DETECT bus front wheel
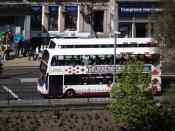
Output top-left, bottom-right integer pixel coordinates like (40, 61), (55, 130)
(65, 89), (76, 98)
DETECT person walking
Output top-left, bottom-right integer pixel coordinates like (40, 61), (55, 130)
(28, 45), (35, 61)
(1, 37), (10, 60)
(14, 33), (23, 58)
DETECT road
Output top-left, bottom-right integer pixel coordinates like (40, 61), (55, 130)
(0, 66), (45, 101)
(0, 65), (111, 105)
(0, 61), (175, 104)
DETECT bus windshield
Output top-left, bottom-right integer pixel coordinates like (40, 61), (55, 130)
(40, 61), (47, 75)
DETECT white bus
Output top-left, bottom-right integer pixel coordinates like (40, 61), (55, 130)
(37, 44), (161, 97)
(48, 37), (158, 49)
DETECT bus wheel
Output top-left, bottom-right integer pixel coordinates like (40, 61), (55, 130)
(65, 89), (75, 98)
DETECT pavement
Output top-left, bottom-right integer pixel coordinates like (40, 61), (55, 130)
(2, 56), (40, 67)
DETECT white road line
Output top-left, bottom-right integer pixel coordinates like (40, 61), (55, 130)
(20, 78), (38, 83)
(2, 86), (21, 101)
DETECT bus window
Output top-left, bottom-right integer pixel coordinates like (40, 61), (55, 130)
(65, 75), (80, 85)
(116, 44), (123, 47)
(82, 55), (90, 65)
(40, 61), (47, 75)
(48, 40), (56, 48)
(138, 44), (147, 47)
(152, 54), (160, 65)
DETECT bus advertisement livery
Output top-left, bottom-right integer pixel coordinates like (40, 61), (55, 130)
(37, 38), (161, 98)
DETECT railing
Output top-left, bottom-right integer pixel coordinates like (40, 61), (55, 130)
(0, 88), (112, 107)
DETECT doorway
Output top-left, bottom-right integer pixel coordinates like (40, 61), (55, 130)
(135, 23), (147, 38)
(92, 11), (104, 32)
(49, 75), (63, 97)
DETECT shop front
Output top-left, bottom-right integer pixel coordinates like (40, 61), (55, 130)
(117, 2), (162, 38)
(0, 3), (30, 41)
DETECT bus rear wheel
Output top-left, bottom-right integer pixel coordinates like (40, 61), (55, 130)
(65, 89), (75, 98)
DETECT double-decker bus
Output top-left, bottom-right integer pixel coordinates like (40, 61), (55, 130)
(37, 39), (161, 97)
(48, 37), (158, 49)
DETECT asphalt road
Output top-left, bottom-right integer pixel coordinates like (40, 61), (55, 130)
(0, 63), (175, 104)
(0, 66), (45, 101)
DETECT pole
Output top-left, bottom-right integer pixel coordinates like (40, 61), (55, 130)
(113, 33), (117, 84)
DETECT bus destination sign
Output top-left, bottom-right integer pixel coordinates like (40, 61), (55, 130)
(87, 65), (122, 74)
(87, 65), (151, 74)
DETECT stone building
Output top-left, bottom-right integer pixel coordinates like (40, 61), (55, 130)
(0, 0), (110, 45)
(0, 0), (162, 45)
(109, 0), (162, 38)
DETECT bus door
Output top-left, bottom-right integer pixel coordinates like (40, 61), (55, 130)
(49, 75), (63, 97)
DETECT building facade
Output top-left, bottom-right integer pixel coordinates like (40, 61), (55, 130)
(0, 0), (30, 40)
(0, 0), (162, 45)
(110, 0), (161, 38)
(0, 0), (110, 45)
(28, 0), (110, 42)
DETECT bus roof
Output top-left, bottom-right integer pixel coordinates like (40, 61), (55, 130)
(45, 47), (159, 56)
(50, 38), (157, 45)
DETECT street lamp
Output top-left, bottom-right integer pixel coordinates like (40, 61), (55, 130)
(113, 31), (121, 84)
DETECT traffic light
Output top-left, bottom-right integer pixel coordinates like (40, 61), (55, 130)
(0, 62), (3, 75)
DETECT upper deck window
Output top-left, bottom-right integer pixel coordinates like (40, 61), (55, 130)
(49, 40), (56, 48)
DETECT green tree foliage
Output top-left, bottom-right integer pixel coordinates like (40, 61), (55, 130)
(152, 0), (175, 48)
(108, 60), (169, 130)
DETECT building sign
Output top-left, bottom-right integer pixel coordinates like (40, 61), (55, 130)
(30, 32), (90, 38)
(118, 3), (162, 17)
(0, 4), (30, 9)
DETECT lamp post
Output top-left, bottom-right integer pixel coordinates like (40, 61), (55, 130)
(113, 31), (121, 84)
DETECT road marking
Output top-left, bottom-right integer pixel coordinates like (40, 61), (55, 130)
(2, 86), (21, 101)
(20, 78), (38, 83)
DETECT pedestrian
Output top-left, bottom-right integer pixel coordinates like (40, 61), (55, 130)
(14, 33), (23, 58)
(21, 37), (29, 57)
(28, 45), (35, 61)
(0, 48), (3, 61)
(34, 46), (39, 60)
(2, 37), (10, 60)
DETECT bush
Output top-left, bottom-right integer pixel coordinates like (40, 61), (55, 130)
(108, 60), (170, 130)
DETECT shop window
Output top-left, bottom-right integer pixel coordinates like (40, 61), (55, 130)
(31, 6), (42, 31)
(119, 23), (132, 38)
(92, 11), (104, 32)
(65, 6), (78, 31)
(48, 6), (59, 31)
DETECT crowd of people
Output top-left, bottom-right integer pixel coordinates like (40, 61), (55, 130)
(0, 32), (41, 61)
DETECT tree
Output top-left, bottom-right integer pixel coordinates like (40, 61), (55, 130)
(152, 0), (175, 48)
(108, 60), (168, 130)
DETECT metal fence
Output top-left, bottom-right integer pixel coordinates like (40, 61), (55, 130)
(0, 87), (112, 107)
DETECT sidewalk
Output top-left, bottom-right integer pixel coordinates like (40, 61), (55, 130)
(2, 57), (40, 67)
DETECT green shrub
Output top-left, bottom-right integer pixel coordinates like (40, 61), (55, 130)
(108, 60), (169, 130)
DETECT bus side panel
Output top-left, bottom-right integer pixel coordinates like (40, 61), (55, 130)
(49, 75), (63, 97)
